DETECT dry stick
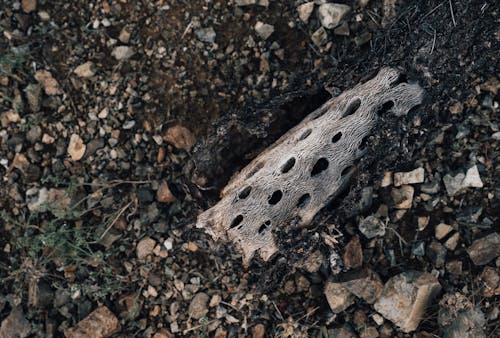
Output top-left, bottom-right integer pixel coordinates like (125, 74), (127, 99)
(448, 0), (456, 27)
(99, 200), (134, 240)
(430, 29), (437, 54)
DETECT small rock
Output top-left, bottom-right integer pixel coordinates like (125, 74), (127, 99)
(252, 323), (265, 338)
(360, 326), (379, 338)
(318, 3), (351, 29)
(340, 269), (383, 304)
(324, 280), (355, 313)
(112, 46), (135, 60)
(311, 27), (328, 47)
(328, 327), (356, 338)
(380, 171), (392, 187)
(391, 185), (414, 209)
(152, 329), (173, 338)
(163, 125), (196, 151)
(443, 165), (483, 197)
(157, 181), (176, 203)
(119, 28), (131, 43)
(195, 27), (216, 43)
(35, 70), (60, 95)
(438, 293), (486, 338)
(359, 215), (386, 239)
(254, 21), (274, 40)
(0, 307), (31, 338)
(24, 83), (41, 112)
(444, 232), (459, 251)
(466, 233), (500, 265)
(21, 0), (37, 13)
(67, 134), (86, 161)
(427, 241), (447, 268)
(374, 271), (441, 333)
(435, 223), (453, 240)
(333, 21), (350, 36)
(64, 306), (119, 338)
(420, 181), (440, 194)
(297, 2), (315, 23)
(209, 294), (221, 307)
(479, 266), (500, 297)
(343, 236), (363, 268)
(26, 126), (42, 143)
(74, 61), (96, 78)
(393, 167), (424, 187)
(136, 237), (156, 259)
(372, 313), (384, 326)
(189, 292), (209, 320)
(462, 165), (483, 188)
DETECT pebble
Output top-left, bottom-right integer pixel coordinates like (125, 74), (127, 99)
(479, 266), (500, 297)
(26, 126), (42, 143)
(443, 232), (459, 251)
(393, 167), (424, 187)
(67, 134), (86, 161)
(195, 27), (216, 43)
(297, 2), (315, 23)
(119, 28), (131, 43)
(35, 70), (60, 95)
(188, 292), (209, 320)
(74, 61), (96, 78)
(374, 271), (441, 333)
(156, 181), (176, 203)
(391, 185), (414, 209)
(311, 27), (328, 47)
(21, 0), (37, 13)
(136, 237), (156, 259)
(359, 215), (385, 239)
(111, 46), (135, 60)
(343, 236), (363, 268)
(443, 165), (483, 196)
(64, 306), (119, 338)
(324, 280), (354, 313)
(427, 241), (447, 268)
(380, 171), (392, 187)
(163, 125), (196, 151)
(254, 22), (274, 40)
(420, 181), (439, 194)
(466, 232), (500, 265)
(435, 223), (453, 240)
(340, 269), (383, 304)
(252, 324), (265, 338)
(318, 3), (351, 29)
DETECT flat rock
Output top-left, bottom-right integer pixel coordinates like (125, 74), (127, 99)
(74, 61), (96, 78)
(435, 223), (453, 240)
(111, 46), (135, 60)
(0, 307), (31, 338)
(136, 237), (156, 259)
(254, 21), (274, 40)
(359, 215), (385, 239)
(343, 236), (363, 268)
(374, 271), (441, 333)
(195, 27), (216, 43)
(393, 167), (424, 187)
(189, 292), (209, 320)
(466, 232), (500, 265)
(340, 268), (383, 304)
(324, 280), (355, 313)
(67, 134), (86, 161)
(443, 165), (483, 196)
(34, 70), (60, 95)
(297, 2), (315, 23)
(318, 3), (351, 29)
(64, 306), (119, 338)
(157, 181), (176, 203)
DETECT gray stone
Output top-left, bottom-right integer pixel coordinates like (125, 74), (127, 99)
(254, 21), (274, 40)
(324, 279), (354, 313)
(443, 165), (483, 196)
(466, 233), (500, 265)
(297, 2), (315, 23)
(393, 167), (425, 187)
(374, 271), (441, 333)
(318, 3), (351, 29)
(311, 27), (328, 47)
(359, 215), (385, 239)
(111, 46), (135, 60)
(195, 27), (216, 43)
(189, 292), (209, 320)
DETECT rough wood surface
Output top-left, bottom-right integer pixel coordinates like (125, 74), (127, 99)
(196, 68), (424, 264)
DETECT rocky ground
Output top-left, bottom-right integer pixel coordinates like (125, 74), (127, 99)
(0, 0), (499, 337)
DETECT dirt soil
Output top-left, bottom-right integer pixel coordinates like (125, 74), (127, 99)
(0, 0), (499, 337)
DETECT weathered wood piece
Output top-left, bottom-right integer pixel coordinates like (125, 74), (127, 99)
(196, 68), (424, 264)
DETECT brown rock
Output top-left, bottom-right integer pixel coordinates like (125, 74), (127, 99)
(67, 134), (86, 161)
(467, 233), (500, 265)
(136, 237), (156, 259)
(374, 271), (441, 333)
(156, 181), (176, 203)
(479, 266), (500, 297)
(188, 292), (209, 320)
(340, 269), (383, 304)
(343, 236), (363, 268)
(391, 185), (414, 209)
(0, 307), (31, 338)
(163, 125), (196, 151)
(64, 306), (119, 338)
(74, 61), (96, 78)
(324, 279), (355, 313)
(21, 0), (37, 13)
(360, 326), (379, 338)
(34, 70), (60, 95)
(435, 223), (453, 240)
(252, 323), (265, 338)
(152, 329), (173, 338)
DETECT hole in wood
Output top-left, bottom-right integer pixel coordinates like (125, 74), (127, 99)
(230, 215), (243, 228)
(298, 129), (312, 141)
(258, 220), (271, 234)
(311, 158), (329, 177)
(268, 190), (283, 205)
(358, 136), (368, 150)
(238, 186), (252, 199)
(297, 193), (311, 208)
(281, 157), (296, 173)
(332, 131), (342, 143)
(377, 101), (394, 116)
(342, 98), (361, 117)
